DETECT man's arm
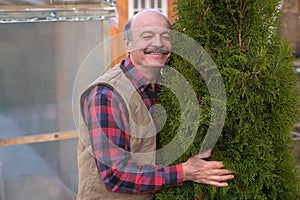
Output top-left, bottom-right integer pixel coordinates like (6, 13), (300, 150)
(83, 84), (183, 194)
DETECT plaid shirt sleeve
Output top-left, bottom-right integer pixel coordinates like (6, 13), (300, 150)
(83, 84), (183, 194)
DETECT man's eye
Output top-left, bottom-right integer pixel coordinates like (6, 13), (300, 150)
(142, 35), (153, 39)
(162, 36), (170, 41)
(161, 34), (170, 41)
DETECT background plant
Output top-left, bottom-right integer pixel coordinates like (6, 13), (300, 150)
(154, 0), (300, 199)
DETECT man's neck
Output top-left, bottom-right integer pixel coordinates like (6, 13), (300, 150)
(135, 65), (162, 83)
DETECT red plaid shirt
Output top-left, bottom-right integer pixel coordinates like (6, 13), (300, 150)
(82, 56), (183, 194)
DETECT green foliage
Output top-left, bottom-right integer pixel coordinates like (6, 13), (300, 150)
(154, 0), (300, 199)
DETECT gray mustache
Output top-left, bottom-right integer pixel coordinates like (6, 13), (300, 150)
(144, 48), (170, 55)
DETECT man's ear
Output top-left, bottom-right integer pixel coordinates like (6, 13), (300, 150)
(124, 40), (131, 53)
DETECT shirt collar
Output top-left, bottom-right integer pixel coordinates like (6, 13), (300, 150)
(121, 56), (161, 91)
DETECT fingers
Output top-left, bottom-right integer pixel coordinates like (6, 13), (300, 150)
(193, 171), (234, 187)
(209, 174), (234, 183)
(195, 168), (232, 176)
(202, 160), (225, 169)
(200, 179), (230, 187)
(194, 168), (234, 180)
(201, 173), (234, 187)
(198, 150), (212, 159)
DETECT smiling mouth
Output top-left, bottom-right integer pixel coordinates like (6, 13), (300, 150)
(144, 48), (169, 55)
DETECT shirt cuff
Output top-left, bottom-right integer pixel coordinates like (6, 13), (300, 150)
(164, 164), (183, 187)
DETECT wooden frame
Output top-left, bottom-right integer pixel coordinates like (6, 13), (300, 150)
(0, 131), (78, 146)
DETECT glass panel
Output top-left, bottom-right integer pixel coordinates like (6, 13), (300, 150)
(141, 0), (145, 8)
(0, 163), (4, 200)
(0, 140), (78, 199)
(296, 41), (300, 58)
(151, 0), (155, 8)
(0, 20), (108, 137)
(158, 0), (161, 8)
(0, 2), (113, 198)
(134, 0), (138, 8)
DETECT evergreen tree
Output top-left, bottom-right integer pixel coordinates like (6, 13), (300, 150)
(154, 0), (300, 199)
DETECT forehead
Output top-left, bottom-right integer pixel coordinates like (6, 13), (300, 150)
(131, 27), (171, 37)
(131, 12), (171, 30)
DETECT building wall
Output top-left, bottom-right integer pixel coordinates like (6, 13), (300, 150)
(282, 0), (300, 58)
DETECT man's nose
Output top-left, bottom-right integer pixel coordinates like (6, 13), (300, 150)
(152, 35), (163, 47)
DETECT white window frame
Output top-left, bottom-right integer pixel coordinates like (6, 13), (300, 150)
(128, 0), (168, 19)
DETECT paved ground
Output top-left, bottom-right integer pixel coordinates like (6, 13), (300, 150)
(292, 119), (300, 170)
(292, 138), (300, 170)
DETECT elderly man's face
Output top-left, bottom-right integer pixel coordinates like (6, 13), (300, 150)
(125, 12), (172, 68)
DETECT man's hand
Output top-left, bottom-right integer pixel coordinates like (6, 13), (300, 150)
(182, 151), (234, 187)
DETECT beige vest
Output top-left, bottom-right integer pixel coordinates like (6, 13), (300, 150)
(77, 64), (157, 200)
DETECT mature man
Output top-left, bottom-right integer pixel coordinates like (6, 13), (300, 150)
(77, 9), (234, 200)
